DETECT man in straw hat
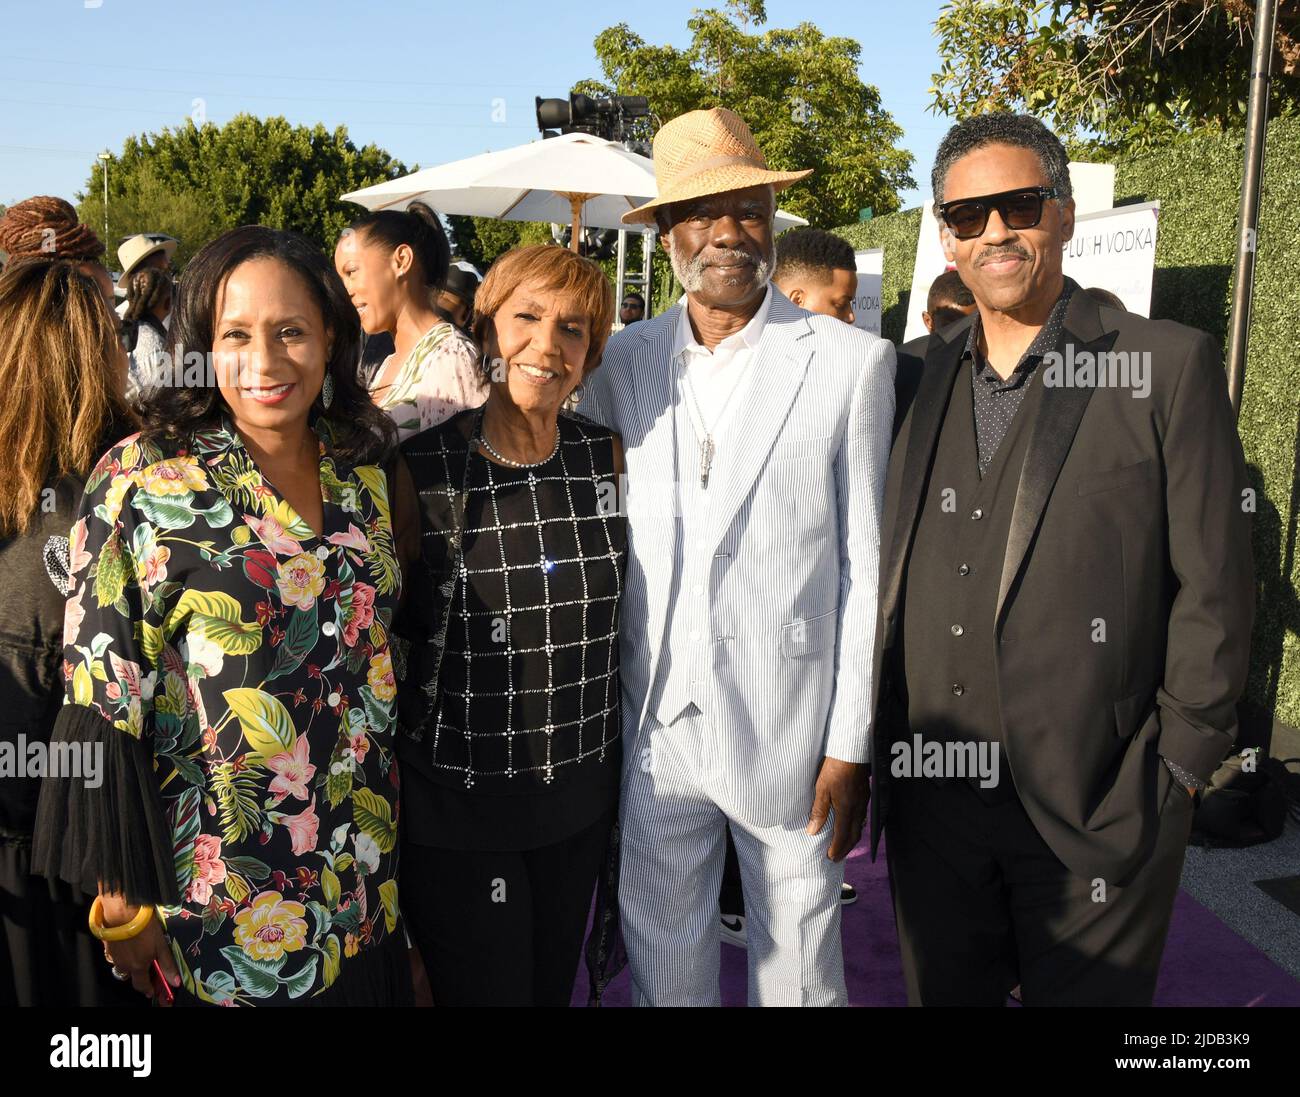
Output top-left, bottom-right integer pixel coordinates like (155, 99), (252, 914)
(580, 107), (895, 1005)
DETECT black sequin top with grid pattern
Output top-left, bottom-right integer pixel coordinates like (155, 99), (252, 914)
(396, 410), (625, 842)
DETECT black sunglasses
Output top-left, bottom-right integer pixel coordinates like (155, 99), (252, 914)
(938, 186), (1059, 240)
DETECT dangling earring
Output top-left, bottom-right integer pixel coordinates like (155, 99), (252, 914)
(321, 372), (335, 410)
(564, 383), (586, 413)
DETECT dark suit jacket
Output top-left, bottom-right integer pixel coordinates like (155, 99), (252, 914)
(892, 333), (928, 442)
(871, 291), (1255, 882)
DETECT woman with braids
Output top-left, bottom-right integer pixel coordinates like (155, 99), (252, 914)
(334, 201), (486, 441)
(34, 226), (422, 1006)
(0, 257), (138, 1006)
(122, 266), (174, 399)
(0, 195), (120, 316)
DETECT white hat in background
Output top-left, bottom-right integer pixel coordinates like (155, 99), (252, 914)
(115, 233), (179, 296)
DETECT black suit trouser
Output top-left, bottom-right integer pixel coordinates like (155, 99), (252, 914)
(885, 771), (1194, 1006)
(402, 810), (613, 1007)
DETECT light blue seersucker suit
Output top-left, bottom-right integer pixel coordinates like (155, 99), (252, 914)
(580, 285), (895, 1006)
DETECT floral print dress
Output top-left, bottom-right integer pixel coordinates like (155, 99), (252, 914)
(369, 321), (487, 441)
(58, 418), (404, 1005)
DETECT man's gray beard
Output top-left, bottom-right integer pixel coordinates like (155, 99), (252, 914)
(666, 238), (773, 295)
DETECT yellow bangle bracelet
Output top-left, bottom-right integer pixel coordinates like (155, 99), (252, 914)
(89, 896), (154, 941)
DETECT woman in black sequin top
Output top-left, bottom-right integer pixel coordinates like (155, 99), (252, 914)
(397, 245), (625, 1006)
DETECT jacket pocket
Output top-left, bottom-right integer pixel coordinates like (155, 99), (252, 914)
(770, 434), (834, 463)
(1076, 458), (1155, 496)
(780, 608), (837, 659)
(1113, 688), (1156, 739)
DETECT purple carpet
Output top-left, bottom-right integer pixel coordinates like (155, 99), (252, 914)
(576, 838), (1300, 1007)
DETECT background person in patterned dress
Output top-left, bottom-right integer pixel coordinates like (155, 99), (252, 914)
(334, 202), (486, 441)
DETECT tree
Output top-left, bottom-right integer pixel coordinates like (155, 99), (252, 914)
(76, 114), (411, 267)
(446, 215), (553, 271)
(79, 166), (226, 269)
(931, 0), (1300, 153)
(577, 0), (915, 229)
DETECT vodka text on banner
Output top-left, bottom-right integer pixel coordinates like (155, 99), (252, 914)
(852, 248), (883, 336)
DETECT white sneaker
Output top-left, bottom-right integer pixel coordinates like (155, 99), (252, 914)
(719, 913), (748, 948)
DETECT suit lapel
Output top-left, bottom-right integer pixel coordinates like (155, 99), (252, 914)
(627, 311), (680, 720)
(629, 312), (677, 454)
(994, 293), (1119, 626)
(703, 298), (812, 550)
(879, 323), (968, 626)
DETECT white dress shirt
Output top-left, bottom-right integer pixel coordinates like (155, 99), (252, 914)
(672, 283), (773, 455)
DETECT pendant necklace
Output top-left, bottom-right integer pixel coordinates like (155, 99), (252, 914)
(677, 353), (741, 489)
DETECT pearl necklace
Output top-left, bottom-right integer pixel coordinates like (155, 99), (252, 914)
(477, 422), (560, 468)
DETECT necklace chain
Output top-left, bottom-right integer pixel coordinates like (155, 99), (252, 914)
(477, 419), (560, 468)
(678, 351), (740, 489)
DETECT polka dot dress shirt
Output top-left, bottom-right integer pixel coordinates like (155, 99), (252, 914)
(963, 279), (1076, 477)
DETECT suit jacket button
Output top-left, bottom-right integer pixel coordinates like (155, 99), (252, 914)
(951, 683), (965, 696)
(971, 508), (983, 521)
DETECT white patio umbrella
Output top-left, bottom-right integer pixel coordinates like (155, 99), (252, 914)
(340, 132), (808, 251)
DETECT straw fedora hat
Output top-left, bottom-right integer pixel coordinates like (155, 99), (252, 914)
(116, 233), (178, 289)
(622, 107), (812, 227)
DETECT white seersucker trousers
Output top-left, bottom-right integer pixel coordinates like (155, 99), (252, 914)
(618, 706), (847, 1006)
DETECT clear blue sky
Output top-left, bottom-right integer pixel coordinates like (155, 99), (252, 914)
(0, 0), (953, 216)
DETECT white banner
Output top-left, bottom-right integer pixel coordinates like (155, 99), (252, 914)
(1061, 201), (1160, 315)
(852, 248), (883, 336)
(902, 201), (955, 343)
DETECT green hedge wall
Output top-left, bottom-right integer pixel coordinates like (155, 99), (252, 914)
(835, 207), (921, 345)
(835, 116), (1300, 738)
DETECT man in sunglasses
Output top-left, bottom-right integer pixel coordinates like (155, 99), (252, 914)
(619, 290), (645, 326)
(872, 113), (1253, 1006)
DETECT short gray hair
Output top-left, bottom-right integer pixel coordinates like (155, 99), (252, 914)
(931, 113), (1072, 205)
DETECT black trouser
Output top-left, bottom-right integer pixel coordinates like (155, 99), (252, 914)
(401, 810), (613, 1006)
(886, 772), (1194, 1006)
(719, 825), (745, 918)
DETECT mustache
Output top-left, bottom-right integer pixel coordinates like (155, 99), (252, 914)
(665, 238), (773, 294)
(700, 248), (757, 267)
(977, 245), (1031, 266)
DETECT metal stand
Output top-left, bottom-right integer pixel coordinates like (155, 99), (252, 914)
(1226, 0), (1278, 420)
(614, 229), (656, 319)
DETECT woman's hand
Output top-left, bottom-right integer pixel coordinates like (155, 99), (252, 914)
(409, 945), (434, 1007)
(97, 892), (181, 1004)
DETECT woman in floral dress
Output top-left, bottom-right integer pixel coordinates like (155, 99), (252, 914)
(334, 202), (486, 441)
(35, 226), (419, 1006)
